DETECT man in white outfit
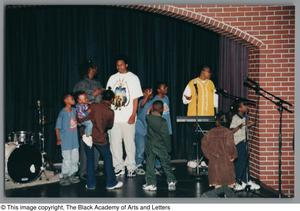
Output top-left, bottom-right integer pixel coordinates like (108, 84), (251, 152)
(106, 57), (143, 177)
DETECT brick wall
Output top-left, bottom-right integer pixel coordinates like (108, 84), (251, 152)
(183, 4), (295, 197)
(125, 4), (295, 196)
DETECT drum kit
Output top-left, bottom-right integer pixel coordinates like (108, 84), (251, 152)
(5, 100), (54, 184)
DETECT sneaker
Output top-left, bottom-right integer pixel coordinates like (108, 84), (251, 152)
(234, 182), (246, 191)
(127, 170), (137, 177)
(168, 181), (177, 191)
(143, 184), (157, 191)
(59, 176), (71, 186)
(82, 134), (93, 148)
(115, 169), (125, 177)
(136, 166), (146, 176)
(199, 161), (208, 167)
(69, 174), (80, 184)
(85, 184), (96, 191)
(187, 160), (198, 168)
(247, 180), (260, 190)
(106, 181), (123, 190)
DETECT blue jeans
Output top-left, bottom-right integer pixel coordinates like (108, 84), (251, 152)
(84, 142), (117, 189)
(135, 133), (146, 167)
(135, 133), (161, 168)
(82, 120), (93, 136)
(234, 141), (248, 183)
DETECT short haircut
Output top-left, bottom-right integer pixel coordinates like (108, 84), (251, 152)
(200, 65), (211, 73)
(85, 60), (97, 73)
(232, 100), (245, 113)
(74, 91), (86, 101)
(142, 86), (151, 92)
(115, 56), (128, 65)
(62, 93), (72, 101)
(152, 100), (164, 112)
(102, 89), (115, 101)
(156, 81), (167, 90)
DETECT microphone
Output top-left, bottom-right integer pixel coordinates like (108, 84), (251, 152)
(193, 80), (198, 94)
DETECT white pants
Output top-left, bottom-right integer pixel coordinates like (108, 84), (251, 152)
(109, 122), (136, 171)
(61, 148), (79, 176)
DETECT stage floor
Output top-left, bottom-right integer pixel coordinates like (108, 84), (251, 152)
(5, 162), (277, 198)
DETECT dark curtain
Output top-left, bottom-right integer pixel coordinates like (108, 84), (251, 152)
(218, 36), (248, 112)
(5, 6), (220, 161)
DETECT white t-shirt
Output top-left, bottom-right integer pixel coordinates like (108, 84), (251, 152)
(106, 71), (143, 123)
(230, 114), (246, 145)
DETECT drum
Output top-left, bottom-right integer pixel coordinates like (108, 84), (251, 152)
(15, 131), (34, 145)
(5, 142), (43, 183)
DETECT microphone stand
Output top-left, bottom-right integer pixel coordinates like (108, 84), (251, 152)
(244, 81), (293, 198)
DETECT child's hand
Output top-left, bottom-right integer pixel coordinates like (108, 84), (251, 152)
(56, 139), (61, 146)
(128, 114), (136, 124)
(247, 121), (255, 127)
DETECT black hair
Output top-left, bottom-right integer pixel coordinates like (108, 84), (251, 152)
(142, 86), (151, 92)
(231, 100), (245, 113)
(200, 65), (211, 73)
(62, 93), (72, 101)
(102, 88), (115, 101)
(152, 100), (164, 112)
(115, 56), (128, 65)
(85, 59), (97, 73)
(156, 81), (167, 90)
(74, 91), (86, 101)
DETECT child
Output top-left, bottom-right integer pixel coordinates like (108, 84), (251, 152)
(55, 94), (80, 186)
(201, 112), (237, 190)
(135, 87), (153, 175)
(143, 100), (176, 191)
(153, 82), (172, 135)
(152, 82), (172, 173)
(75, 91), (93, 148)
(230, 100), (260, 191)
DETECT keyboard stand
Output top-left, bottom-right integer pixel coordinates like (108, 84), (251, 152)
(192, 119), (208, 180)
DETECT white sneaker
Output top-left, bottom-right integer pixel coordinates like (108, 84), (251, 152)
(106, 181), (123, 190)
(82, 134), (93, 148)
(187, 160), (198, 168)
(234, 182), (247, 191)
(199, 161), (208, 167)
(247, 180), (260, 190)
(143, 184), (157, 191)
(127, 170), (137, 178)
(168, 181), (177, 191)
(115, 169), (125, 177)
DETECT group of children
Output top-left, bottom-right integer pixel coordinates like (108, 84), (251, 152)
(55, 81), (177, 191)
(55, 62), (260, 194)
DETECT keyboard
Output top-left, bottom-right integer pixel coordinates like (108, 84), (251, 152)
(176, 116), (216, 123)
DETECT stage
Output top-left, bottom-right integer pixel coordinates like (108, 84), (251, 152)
(5, 162), (277, 198)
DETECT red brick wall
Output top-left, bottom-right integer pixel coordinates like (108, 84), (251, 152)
(181, 4), (295, 197)
(125, 4), (295, 196)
